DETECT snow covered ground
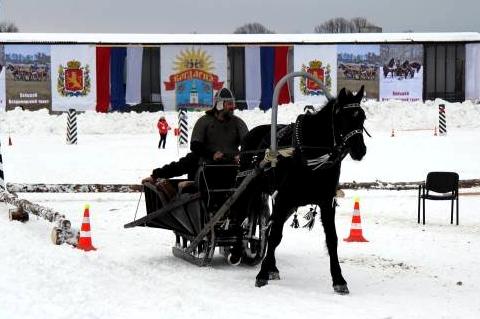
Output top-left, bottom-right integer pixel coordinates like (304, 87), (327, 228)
(1, 99), (480, 318)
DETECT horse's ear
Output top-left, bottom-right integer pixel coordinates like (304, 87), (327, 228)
(355, 85), (365, 101)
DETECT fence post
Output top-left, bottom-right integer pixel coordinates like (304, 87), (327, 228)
(178, 108), (188, 148)
(438, 104), (447, 136)
(66, 109), (78, 144)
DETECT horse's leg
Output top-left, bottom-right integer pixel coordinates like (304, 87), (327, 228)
(255, 201), (292, 287)
(320, 199), (349, 295)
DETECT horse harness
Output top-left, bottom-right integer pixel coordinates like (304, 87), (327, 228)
(294, 102), (364, 171)
(239, 102), (366, 172)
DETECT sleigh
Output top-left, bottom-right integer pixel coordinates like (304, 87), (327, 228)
(124, 161), (270, 266)
(124, 71), (338, 270)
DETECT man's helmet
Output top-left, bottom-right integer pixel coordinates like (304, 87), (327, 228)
(214, 87), (235, 111)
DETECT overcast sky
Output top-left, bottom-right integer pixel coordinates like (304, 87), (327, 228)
(2, 0), (480, 34)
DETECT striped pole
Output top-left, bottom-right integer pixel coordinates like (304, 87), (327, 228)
(178, 108), (188, 148)
(438, 104), (447, 136)
(66, 109), (78, 144)
(0, 138), (5, 190)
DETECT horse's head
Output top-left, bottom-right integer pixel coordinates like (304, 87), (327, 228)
(334, 86), (367, 161)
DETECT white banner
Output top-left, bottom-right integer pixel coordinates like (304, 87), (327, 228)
(466, 43), (480, 101)
(0, 45), (5, 111)
(125, 47), (143, 105)
(160, 45), (227, 111)
(293, 45), (337, 104)
(51, 45), (96, 111)
(379, 44), (423, 102)
(245, 46), (261, 110)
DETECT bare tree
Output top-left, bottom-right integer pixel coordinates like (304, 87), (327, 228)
(0, 22), (19, 32)
(314, 17), (380, 33)
(234, 22), (275, 34)
(314, 17), (353, 33)
(350, 17), (382, 33)
(351, 17), (370, 32)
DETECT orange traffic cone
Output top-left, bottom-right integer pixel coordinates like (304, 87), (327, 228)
(344, 197), (368, 242)
(77, 204), (96, 251)
(8, 135), (12, 146)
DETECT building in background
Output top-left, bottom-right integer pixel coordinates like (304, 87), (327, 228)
(0, 32), (478, 113)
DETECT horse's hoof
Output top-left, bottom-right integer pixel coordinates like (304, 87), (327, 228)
(333, 284), (350, 295)
(268, 272), (280, 280)
(255, 279), (268, 287)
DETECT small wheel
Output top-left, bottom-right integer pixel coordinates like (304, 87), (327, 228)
(227, 252), (241, 266)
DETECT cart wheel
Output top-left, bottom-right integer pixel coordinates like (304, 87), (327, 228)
(221, 246), (242, 266)
(227, 252), (242, 266)
(241, 193), (270, 266)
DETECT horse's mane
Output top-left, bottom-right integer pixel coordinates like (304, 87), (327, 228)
(298, 98), (336, 148)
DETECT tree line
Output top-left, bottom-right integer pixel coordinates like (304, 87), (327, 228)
(234, 18), (381, 34)
(0, 22), (19, 32)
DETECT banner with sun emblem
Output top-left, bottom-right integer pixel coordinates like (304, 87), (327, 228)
(51, 45), (96, 111)
(161, 45), (227, 111)
(293, 45), (337, 104)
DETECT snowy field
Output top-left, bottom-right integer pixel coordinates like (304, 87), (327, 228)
(1, 99), (480, 318)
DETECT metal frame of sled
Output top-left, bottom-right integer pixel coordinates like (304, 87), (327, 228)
(125, 163), (270, 266)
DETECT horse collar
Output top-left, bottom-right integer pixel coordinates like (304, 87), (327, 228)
(294, 114), (305, 148)
(294, 114), (337, 171)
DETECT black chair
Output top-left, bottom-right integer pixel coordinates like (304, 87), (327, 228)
(418, 172), (459, 225)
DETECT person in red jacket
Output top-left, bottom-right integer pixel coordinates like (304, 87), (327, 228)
(157, 116), (171, 149)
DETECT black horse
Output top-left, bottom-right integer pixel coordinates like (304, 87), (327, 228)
(237, 86), (367, 294)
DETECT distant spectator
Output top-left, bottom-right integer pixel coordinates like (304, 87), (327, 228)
(157, 116), (171, 149)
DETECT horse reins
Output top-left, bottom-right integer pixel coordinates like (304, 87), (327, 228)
(236, 101), (370, 166)
(300, 101), (367, 170)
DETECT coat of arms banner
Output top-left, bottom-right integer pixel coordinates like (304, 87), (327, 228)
(293, 45), (337, 104)
(51, 45), (96, 111)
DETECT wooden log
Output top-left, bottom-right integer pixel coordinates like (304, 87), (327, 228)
(338, 179), (480, 191)
(6, 179), (480, 193)
(0, 191), (79, 246)
(6, 183), (142, 193)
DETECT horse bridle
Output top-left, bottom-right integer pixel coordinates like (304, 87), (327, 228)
(334, 102), (370, 147)
(301, 102), (368, 171)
